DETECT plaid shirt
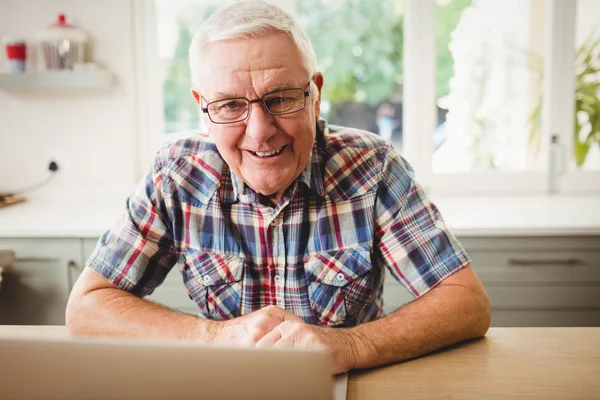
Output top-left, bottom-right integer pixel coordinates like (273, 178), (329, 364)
(88, 120), (470, 327)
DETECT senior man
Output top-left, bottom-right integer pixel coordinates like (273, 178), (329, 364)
(67, 0), (490, 374)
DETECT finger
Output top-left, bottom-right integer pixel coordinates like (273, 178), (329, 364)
(254, 327), (283, 348)
(272, 336), (295, 350)
(240, 335), (258, 348)
(277, 308), (304, 323)
(263, 305), (304, 323)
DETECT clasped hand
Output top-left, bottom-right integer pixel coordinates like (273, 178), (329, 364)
(206, 305), (355, 374)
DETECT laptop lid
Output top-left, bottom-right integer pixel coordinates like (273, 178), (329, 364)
(0, 336), (334, 400)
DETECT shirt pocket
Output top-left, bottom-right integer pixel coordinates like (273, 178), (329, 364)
(304, 245), (373, 327)
(183, 249), (244, 320)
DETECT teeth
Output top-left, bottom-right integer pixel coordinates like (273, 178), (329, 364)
(253, 147), (284, 157)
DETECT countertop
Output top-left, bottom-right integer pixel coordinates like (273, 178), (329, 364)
(1, 184), (599, 238)
(0, 326), (598, 399)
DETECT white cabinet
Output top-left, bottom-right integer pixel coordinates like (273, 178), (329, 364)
(0, 238), (81, 325)
(2, 235), (599, 327)
(0, 237), (197, 325)
(382, 236), (600, 327)
(465, 236), (600, 327)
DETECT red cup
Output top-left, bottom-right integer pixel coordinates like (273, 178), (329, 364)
(3, 38), (26, 73)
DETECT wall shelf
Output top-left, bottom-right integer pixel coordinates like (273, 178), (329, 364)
(0, 69), (113, 91)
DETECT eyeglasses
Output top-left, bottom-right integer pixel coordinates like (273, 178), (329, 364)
(200, 83), (311, 124)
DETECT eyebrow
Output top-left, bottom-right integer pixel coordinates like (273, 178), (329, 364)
(265, 82), (294, 93)
(213, 91), (241, 100)
(212, 82), (296, 100)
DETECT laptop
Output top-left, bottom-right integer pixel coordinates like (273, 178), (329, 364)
(0, 335), (337, 400)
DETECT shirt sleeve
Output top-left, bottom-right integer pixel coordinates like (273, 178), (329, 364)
(86, 156), (179, 297)
(374, 148), (470, 297)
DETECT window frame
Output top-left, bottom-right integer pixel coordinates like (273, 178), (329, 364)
(546, 0), (600, 194)
(407, 0), (600, 195)
(134, 0), (166, 174)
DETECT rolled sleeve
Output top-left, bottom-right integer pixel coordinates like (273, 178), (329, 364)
(375, 150), (470, 297)
(86, 157), (179, 297)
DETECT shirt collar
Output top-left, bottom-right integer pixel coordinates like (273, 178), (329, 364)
(230, 170), (246, 203)
(308, 119), (327, 197)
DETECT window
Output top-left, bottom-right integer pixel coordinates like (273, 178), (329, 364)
(433, 0), (543, 173)
(136, 0), (600, 195)
(572, 0), (600, 172)
(295, 0), (404, 152)
(153, 0), (406, 151)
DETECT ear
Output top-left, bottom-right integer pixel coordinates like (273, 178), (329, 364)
(191, 87), (201, 105)
(191, 87), (212, 130)
(311, 72), (324, 120)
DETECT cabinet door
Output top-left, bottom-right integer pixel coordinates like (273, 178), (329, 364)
(461, 236), (600, 327)
(491, 310), (600, 327)
(69, 237), (100, 289)
(0, 238), (81, 325)
(81, 238), (197, 315)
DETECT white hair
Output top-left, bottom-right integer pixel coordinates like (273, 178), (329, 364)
(188, 0), (318, 88)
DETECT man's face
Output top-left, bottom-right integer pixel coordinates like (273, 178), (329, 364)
(192, 33), (323, 202)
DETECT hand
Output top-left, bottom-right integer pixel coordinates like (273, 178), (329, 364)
(255, 320), (357, 374)
(207, 305), (304, 346)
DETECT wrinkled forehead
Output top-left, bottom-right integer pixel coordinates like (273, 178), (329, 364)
(193, 33), (309, 98)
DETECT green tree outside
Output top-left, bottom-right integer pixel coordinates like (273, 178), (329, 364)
(161, 0), (471, 134)
(163, 22), (195, 133)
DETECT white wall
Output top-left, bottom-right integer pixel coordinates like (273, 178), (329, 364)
(0, 0), (139, 192)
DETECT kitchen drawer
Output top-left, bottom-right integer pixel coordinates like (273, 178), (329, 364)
(0, 238), (81, 261)
(459, 236), (600, 251)
(67, 260), (84, 289)
(491, 309), (600, 327)
(487, 285), (600, 309)
(470, 250), (600, 284)
(82, 237), (100, 263)
(0, 238), (80, 325)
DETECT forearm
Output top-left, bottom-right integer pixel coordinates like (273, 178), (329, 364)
(346, 283), (490, 369)
(66, 286), (215, 341)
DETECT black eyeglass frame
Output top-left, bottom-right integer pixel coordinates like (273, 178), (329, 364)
(200, 82), (312, 124)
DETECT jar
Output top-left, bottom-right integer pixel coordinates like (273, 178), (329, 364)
(37, 14), (87, 70)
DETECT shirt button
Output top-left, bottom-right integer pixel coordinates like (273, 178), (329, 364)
(336, 273), (346, 282)
(272, 218), (282, 226)
(274, 274), (282, 283)
(203, 275), (212, 284)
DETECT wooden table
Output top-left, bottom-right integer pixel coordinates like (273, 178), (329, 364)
(349, 328), (600, 399)
(1, 326), (599, 399)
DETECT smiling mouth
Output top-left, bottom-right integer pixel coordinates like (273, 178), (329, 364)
(250, 146), (286, 158)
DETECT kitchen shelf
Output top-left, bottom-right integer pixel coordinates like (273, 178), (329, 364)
(0, 69), (112, 91)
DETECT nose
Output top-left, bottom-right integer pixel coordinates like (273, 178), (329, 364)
(244, 101), (277, 145)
